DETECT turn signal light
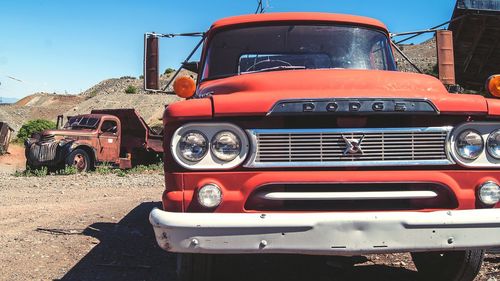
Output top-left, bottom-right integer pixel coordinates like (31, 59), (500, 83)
(487, 75), (500, 98)
(173, 76), (196, 98)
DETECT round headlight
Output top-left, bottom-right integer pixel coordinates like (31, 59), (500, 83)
(456, 130), (484, 160)
(197, 184), (222, 208)
(478, 181), (500, 206)
(487, 129), (500, 159)
(211, 131), (241, 161)
(178, 131), (208, 162)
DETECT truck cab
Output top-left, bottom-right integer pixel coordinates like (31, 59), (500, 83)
(147, 13), (500, 281)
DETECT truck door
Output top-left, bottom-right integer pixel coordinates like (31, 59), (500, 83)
(98, 119), (120, 163)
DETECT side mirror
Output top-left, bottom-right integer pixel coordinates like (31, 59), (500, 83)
(182, 61), (200, 73)
(144, 33), (160, 91)
(436, 30), (456, 86)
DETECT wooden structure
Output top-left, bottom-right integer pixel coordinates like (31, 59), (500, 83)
(0, 122), (14, 155)
(449, 0), (500, 90)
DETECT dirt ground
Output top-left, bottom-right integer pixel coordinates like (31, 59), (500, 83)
(0, 146), (499, 280)
(0, 143), (26, 173)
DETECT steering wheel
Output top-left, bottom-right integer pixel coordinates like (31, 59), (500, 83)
(245, 58), (292, 72)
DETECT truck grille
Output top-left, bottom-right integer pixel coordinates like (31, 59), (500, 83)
(245, 127), (453, 168)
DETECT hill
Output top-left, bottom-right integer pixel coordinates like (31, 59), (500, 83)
(395, 37), (438, 75)
(0, 93), (84, 134)
(0, 72), (189, 136)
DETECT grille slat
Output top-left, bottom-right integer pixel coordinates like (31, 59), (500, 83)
(245, 127), (453, 168)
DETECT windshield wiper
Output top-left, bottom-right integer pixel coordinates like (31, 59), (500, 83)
(241, 65), (306, 74)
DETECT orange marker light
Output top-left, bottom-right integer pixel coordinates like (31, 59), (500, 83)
(487, 75), (500, 98)
(173, 76), (196, 98)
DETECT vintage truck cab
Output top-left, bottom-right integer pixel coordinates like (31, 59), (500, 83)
(147, 13), (500, 281)
(25, 109), (163, 171)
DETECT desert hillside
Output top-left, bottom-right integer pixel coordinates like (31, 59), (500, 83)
(395, 37), (438, 75)
(0, 72), (191, 136)
(0, 93), (85, 134)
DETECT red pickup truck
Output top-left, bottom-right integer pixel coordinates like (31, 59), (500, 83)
(146, 13), (500, 281)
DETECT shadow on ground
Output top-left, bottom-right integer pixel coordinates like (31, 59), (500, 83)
(59, 202), (418, 281)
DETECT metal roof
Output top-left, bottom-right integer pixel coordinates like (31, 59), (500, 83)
(457, 0), (500, 11)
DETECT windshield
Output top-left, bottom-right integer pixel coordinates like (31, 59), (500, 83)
(202, 24), (396, 80)
(63, 116), (100, 129)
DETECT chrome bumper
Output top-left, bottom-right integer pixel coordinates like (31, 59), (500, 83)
(150, 208), (500, 255)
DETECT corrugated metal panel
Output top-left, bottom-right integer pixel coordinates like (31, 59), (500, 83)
(457, 0), (500, 11)
(449, 0), (500, 90)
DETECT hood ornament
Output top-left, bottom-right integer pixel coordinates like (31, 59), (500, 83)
(342, 135), (365, 155)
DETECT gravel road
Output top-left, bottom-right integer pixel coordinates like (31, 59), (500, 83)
(0, 173), (498, 281)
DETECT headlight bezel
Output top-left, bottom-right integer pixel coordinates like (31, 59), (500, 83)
(171, 123), (249, 170)
(449, 122), (500, 167)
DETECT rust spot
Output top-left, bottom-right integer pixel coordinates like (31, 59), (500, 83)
(161, 232), (171, 250)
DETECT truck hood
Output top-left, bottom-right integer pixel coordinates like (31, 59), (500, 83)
(42, 129), (96, 139)
(198, 69), (487, 116)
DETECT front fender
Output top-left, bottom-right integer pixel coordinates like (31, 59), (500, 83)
(61, 142), (97, 164)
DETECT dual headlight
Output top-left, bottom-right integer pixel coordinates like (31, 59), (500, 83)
(179, 130), (241, 162)
(455, 129), (500, 160)
(452, 123), (500, 166)
(172, 123), (249, 170)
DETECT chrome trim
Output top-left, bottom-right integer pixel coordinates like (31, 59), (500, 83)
(449, 122), (500, 168)
(267, 98), (440, 116)
(244, 126), (454, 168)
(261, 190), (438, 201)
(171, 123), (250, 170)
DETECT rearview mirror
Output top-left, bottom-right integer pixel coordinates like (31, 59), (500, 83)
(144, 33), (160, 91)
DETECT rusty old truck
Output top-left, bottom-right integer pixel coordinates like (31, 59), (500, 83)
(25, 109), (163, 171)
(144, 12), (500, 281)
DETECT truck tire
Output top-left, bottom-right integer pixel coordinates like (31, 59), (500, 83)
(177, 254), (215, 281)
(65, 149), (92, 172)
(411, 250), (485, 281)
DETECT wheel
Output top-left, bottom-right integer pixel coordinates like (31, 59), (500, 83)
(177, 254), (215, 281)
(65, 149), (92, 172)
(411, 250), (485, 281)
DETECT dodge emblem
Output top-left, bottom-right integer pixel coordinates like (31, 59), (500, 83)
(342, 135), (365, 155)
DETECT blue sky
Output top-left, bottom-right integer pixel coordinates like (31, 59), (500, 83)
(0, 0), (456, 99)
